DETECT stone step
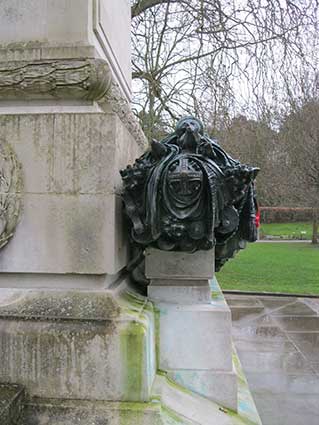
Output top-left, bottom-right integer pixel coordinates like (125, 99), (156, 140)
(0, 384), (25, 425)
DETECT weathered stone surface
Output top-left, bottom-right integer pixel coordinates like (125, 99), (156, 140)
(0, 0), (90, 45)
(100, 80), (148, 151)
(93, 0), (132, 99)
(0, 139), (23, 250)
(153, 367), (261, 425)
(157, 301), (233, 371)
(0, 113), (141, 195)
(148, 284), (211, 304)
(150, 273), (238, 412)
(167, 369), (238, 410)
(18, 360), (262, 425)
(0, 273), (119, 291)
(0, 193), (127, 274)
(22, 397), (193, 425)
(0, 288), (156, 402)
(145, 248), (214, 280)
(0, 59), (112, 101)
(0, 0), (132, 100)
(149, 279), (209, 287)
(0, 384), (25, 425)
(0, 112), (142, 275)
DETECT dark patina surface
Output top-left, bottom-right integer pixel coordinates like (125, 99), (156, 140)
(120, 116), (259, 285)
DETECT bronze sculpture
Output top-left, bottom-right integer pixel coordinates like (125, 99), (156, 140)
(120, 116), (259, 286)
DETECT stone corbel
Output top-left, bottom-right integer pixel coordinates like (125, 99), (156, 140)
(0, 58), (112, 101)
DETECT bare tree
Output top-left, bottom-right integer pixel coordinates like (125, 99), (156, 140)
(217, 115), (282, 206)
(131, 1), (319, 138)
(278, 100), (319, 243)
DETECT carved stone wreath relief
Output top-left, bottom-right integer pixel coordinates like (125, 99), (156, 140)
(0, 140), (22, 249)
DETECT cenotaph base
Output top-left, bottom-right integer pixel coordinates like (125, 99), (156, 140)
(0, 2), (262, 424)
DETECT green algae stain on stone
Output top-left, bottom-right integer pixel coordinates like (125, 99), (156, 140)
(118, 403), (148, 425)
(153, 305), (161, 369)
(120, 321), (146, 401)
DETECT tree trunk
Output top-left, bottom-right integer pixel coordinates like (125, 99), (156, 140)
(312, 208), (318, 244)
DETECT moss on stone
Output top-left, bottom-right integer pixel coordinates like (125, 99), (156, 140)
(153, 306), (161, 369)
(0, 290), (121, 321)
(120, 321), (146, 400)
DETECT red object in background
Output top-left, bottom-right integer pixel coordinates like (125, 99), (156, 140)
(255, 207), (261, 228)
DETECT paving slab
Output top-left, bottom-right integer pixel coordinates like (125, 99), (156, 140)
(236, 350), (312, 374)
(274, 315), (319, 332)
(287, 332), (319, 361)
(271, 301), (317, 316)
(245, 371), (319, 394)
(230, 306), (265, 322)
(252, 393), (319, 425)
(226, 294), (319, 425)
(226, 298), (264, 307)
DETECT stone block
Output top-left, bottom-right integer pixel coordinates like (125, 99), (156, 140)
(0, 0), (89, 45)
(0, 113), (141, 195)
(157, 302), (233, 371)
(93, 0), (132, 99)
(0, 288), (156, 402)
(145, 248), (214, 280)
(0, 0), (132, 99)
(150, 279), (209, 287)
(167, 368), (238, 411)
(22, 399), (165, 425)
(0, 273), (118, 291)
(148, 284), (211, 304)
(0, 193), (127, 275)
(0, 112), (143, 275)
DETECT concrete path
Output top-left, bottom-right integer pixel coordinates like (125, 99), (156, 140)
(225, 294), (319, 425)
(257, 239), (312, 243)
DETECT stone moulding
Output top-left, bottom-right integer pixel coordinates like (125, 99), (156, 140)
(0, 140), (23, 249)
(0, 58), (112, 101)
(101, 79), (148, 150)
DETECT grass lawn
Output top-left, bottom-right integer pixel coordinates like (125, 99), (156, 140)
(259, 222), (313, 239)
(218, 242), (319, 295)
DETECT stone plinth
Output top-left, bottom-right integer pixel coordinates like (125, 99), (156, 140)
(0, 286), (156, 403)
(146, 248), (238, 411)
(0, 112), (142, 276)
(146, 248), (214, 304)
(145, 248), (215, 280)
(0, 1), (147, 281)
(0, 0), (131, 100)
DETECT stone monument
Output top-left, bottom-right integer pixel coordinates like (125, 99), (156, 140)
(121, 116), (262, 421)
(0, 2), (262, 424)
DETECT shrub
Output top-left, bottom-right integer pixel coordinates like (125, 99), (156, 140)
(260, 207), (313, 223)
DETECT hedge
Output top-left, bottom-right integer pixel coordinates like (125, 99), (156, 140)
(260, 207), (314, 223)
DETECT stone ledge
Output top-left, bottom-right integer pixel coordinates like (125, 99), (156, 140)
(0, 287), (156, 403)
(22, 397), (188, 425)
(145, 248), (215, 280)
(148, 284), (212, 304)
(167, 368), (238, 411)
(18, 366), (262, 425)
(0, 59), (112, 102)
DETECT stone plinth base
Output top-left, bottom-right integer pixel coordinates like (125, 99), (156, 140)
(0, 281), (262, 424)
(145, 248), (214, 280)
(145, 248), (238, 411)
(0, 282), (156, 403)
(20, 354), (262, 425)
(148, 284), (211, 304)
(0, 112), (142, 276)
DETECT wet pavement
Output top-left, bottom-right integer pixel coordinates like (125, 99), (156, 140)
(225, 294), (319, 425)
